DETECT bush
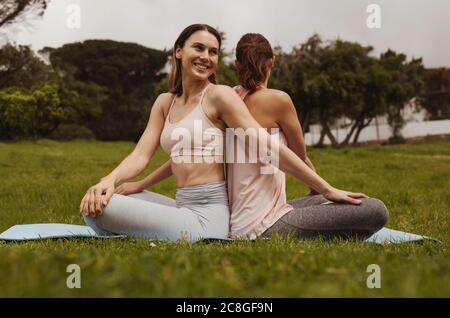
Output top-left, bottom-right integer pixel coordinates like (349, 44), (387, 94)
(0, 83), (71, 140)
(47, 123), (95, 141)
(0, 87), (36, 140)
(388, 135), (406, 144)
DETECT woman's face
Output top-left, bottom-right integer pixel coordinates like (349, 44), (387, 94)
(176, 30), (219, 81)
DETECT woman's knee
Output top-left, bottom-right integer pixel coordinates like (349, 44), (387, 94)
(364, 197), (389, 230)
(82, 195), (120, 235)
(82, 214), (111, 235)
(83, 214), (95, 228)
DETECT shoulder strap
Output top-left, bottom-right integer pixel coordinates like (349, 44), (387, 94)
(199, 83), (212, 106)
(165, 94), (177, 122)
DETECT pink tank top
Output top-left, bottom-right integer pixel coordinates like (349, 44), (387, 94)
(228, 86), (293, 239)
(160, 84), (224, 162)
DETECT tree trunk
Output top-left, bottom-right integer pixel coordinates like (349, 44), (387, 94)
(322, 121), (339, 148)
(316, 127), (326, 147)
(341, 119), (359, 146)
(352, 117), (373, 145)
(299, 109), (310, 134)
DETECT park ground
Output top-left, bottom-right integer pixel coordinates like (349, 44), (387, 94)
(0, 137), (449, 297)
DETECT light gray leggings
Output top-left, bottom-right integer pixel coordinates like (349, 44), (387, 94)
(262, 195), (389, 240)
(83, 182), (230, 242)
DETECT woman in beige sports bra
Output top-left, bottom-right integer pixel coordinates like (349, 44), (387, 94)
(80, 25), (371, 242)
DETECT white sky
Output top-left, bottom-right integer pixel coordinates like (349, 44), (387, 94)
(4, 0), (450, 67)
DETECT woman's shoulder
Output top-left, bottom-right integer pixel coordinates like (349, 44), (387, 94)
(156, 92), (176, 103)
(264, 88), (291, 101)
(153, 92), (176, 112)
(253, 88), (293, 110)
(208, 84), (235, 95)
(206, 84), (237, 102)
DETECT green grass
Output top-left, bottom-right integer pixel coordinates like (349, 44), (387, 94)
(0, 138), (449, 297)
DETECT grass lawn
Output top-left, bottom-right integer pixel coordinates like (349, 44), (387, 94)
(0, 137), (449, 297)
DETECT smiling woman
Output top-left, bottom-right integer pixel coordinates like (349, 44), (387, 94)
(168, 24), (221, 96)
(81, 24), (230, 242)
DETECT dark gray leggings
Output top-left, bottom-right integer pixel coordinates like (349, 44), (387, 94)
(262, 195), (389, 240)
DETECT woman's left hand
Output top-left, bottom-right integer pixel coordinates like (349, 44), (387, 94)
(80, 178), (115, 218)
(322, 187), (368, 205)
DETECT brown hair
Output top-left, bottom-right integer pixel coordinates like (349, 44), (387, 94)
(168, 24), (222, 96)
(236, 33), (274, 93)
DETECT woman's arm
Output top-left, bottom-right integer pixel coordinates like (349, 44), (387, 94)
(274, 92), (319, 195)
(115, 160), (173, 195)
(80, 93), (173, 217)
(274, 91), (317, 172)
(210, 85), (366, 204)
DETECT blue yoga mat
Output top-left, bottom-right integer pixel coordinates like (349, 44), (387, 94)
(0, 223), (440, 244)
(0, 224), (125, 241)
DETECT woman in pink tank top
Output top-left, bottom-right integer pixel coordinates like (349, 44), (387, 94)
(228, 34), (388, 239)
(93, 26), (384, 241)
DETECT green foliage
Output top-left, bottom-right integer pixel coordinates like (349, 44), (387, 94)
(271, 35), (425, 147)
(49, 40), (168, 140)
(0, 87), (35, 139)
(0, 43), (52, 89)
(217, 57), (238, 87)
(56, 73), (107, 126)
(153, 76), (169, 96)
(272, 35), (381, 145)
(380, 50), (424, 140)
(0, 83), (72, 140)
(421, 68), (450, 120)
(0, 33), (430, 145)
(216, 31), (238, 87)
(271, 34), (323, 130)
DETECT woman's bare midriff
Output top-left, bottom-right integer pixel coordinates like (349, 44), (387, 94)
(171, 160), (225, 188)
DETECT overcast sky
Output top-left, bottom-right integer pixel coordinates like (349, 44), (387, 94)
(5, 0), (450, 67)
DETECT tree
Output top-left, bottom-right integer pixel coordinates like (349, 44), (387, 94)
(313, 39), (374, 147)
(421, 68), (450, 120)
(0, 43), (107, 140)
(0, 0), (48, 42)
(49, 40), (168, 140)
(0, 83), (72, 140)
(337, 48), (389, 146)
(272, 36), (425, 147)
(0, 43), (52, 89)
(379, 50), (424, 142)
(56, 70), (107, 127)
(272, 36), (381, 147)
(271, 34), (323, 132)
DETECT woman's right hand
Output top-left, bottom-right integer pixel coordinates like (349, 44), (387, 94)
(323, 187), (368, 205)
(115, 181), (143, 196)
(79, 179), (115, 218)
